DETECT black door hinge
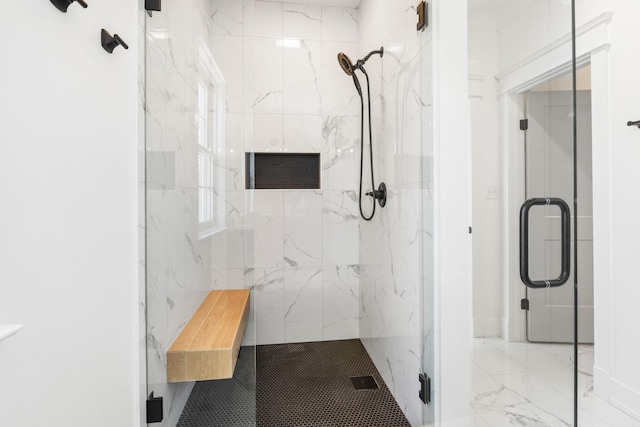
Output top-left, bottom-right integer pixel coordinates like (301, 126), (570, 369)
(419, 373), (431, 404)
(145, 0), (161, 12)
(416, 1), (428, 31)
(521, 298), (530, 310)
(147, 392), (163, 423)
(520, 119), (528, 131)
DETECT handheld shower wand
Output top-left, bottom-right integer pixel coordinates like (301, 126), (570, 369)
(336, 47), (386, 221)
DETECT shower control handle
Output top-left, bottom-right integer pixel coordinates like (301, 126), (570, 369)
(366, 182), (387, 208)
(519, 197), (571, 289)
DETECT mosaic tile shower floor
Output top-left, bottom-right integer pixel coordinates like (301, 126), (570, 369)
(177, 339), (411, 427)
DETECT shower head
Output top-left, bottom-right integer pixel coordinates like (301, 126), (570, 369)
(337, 52), (362, 96)
(338, 52), (355, 76)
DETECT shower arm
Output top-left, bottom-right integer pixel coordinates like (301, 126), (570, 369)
(354, 47), (384, 71)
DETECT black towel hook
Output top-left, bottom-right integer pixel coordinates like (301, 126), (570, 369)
(50, 0), (87, 13)
(101, 29), (129, 54)
(627, 120), (640, 129)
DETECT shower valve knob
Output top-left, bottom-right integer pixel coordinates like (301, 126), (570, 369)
(366, 182), (387, 208)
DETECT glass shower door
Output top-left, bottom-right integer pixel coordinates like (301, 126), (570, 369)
(515, 4), (581, 426)
(466, 0), (583, 425)
(144, 0), (256, 425)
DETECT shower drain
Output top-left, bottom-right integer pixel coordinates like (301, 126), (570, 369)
(349, 375), (379, 390)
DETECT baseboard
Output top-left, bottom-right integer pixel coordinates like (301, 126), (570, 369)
(501, 317), (509, 340)
(593, 365), (640, 421)
(473, 318), (502, 338)
(610, 378), (640, 421)
(593, 365), (611, 400)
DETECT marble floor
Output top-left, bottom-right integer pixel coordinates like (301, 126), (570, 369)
(466, 338), (640, 427)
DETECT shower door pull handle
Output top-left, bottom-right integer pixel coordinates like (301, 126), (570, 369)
(519, 198), (571, 289)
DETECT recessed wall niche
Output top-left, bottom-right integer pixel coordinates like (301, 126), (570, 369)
(245, 152), (320, 190)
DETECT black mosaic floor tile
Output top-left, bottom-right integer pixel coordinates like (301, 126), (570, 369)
(177, 339), (412, 427)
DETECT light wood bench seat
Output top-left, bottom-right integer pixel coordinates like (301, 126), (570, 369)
(166, 289), (250, 382)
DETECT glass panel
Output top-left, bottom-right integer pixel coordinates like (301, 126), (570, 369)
(420, 2), (435, 425)
(468, 0), (580, 425)
(144, 0), (256, 425)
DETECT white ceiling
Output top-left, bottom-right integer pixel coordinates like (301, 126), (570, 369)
(261, 0), (361, 8)
(468, 0), (537, 27)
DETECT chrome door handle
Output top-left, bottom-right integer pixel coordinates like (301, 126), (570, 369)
(519, 198), (571, 289)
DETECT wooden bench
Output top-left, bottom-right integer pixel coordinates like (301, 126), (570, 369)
(166, 289), (250, 382)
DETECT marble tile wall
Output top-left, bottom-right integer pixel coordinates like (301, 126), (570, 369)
(357, 1), (434, 426)
(244, 1), (362, 346)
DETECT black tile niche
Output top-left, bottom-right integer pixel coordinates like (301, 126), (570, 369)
(245, 152), (320, 190)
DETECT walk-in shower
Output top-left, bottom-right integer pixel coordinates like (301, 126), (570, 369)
(337, 47), (386, 221)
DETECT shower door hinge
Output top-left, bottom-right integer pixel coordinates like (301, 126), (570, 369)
(520, 119), (529, 131)
(521, 298), (530, 310)
(419, 373), (431, 404)
(146, 392), (163, 423)
(416, 1), (428, 31)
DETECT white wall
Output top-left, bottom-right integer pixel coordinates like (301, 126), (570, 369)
(0, 1), (139, 427)
(596, 0), (640, 417)
(468, 15), (502, 338)
(432, 0), (473, 423)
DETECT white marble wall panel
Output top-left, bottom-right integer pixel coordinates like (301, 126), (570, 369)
(323, 191), (360, 266)
(252, 1), (283, 38)
(284, 40), (322, 116)
(223, 113), (245, 191)
(210, 0), (244, 36)
(210, 35), (245, 114)
(323, 265), (360, 340)
(164, 1), (190, 85)
(322, 7), (358, 43)
(284, 191), (323, 268)
(145, 37), (168, 137)
(252, 114), (283, 152)
(284, 267), (324, 342)
(211, 190), (245, 269)
(322, 115), (359, 191)
(284, 4), (322, 40)
(283, 115), (322, 152)
(253, 267), (285, 345)
(210, 268), (245, 291)
(246, 191), (284, 268)
(252, 38), (283, 114)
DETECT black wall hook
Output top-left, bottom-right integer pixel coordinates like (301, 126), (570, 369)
(627, 120), (640, 129)
(101, 29), (129, 54)
(50, 0), (87, 13)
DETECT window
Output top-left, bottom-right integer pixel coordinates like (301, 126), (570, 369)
(197, 45), (226, 239)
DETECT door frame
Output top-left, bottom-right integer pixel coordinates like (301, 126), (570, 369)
(497, 12), (612, 342)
